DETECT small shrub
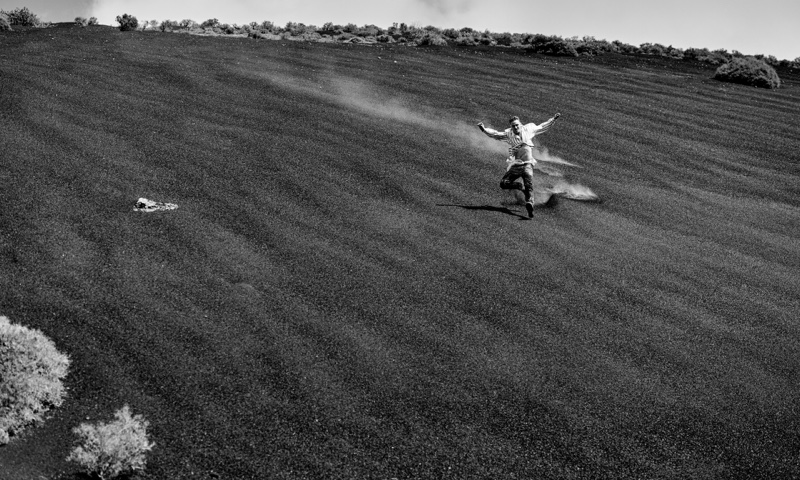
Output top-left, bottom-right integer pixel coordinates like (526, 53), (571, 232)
(356, 24), (381, 37)
(67, 405), (155, 480)
(259, 20), (275, 32)
(116, 13), (138, 32)
(535, 38), (578, 57)
(454, 35), (476, 46)
(714, 56), (781, 88)
(75, 16), (97, 27)
(478, 35), (495, 46)
(0, 316), (70, 444)
(416, 32), (448, 46)
(159, 19), (178, 32)
(494, 32), (513, 47)
(441, 27), (459, 39)
(612, 40), (639, 54)
(664, 45), (684, 59)
(640, 42), (666, 56)
(0, 14), (10, 32)
(684, 47), (729, 65)
(1, 7), (40, 26)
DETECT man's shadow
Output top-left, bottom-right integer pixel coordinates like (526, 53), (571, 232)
(436, 204), (530, 220)
(438, 193), (561, 220)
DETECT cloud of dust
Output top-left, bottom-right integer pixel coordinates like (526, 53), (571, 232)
(247, 66), (596, 197)
(532, 145), (578, 167)
(324, 76), (441, 130)
(253, 70), (501, 157)
(238, 64), (601, 201)
(550, 179), (599, 201)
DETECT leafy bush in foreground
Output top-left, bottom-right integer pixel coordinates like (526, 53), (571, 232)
(714, 56), (781, 88)
(0, 316), (70, 444)
(116, 13), (138, 32)
(67, 405), (155, 480)
(0, 7), (39, 26)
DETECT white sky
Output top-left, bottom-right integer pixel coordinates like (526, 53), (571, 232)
(2, 0), (798, 60)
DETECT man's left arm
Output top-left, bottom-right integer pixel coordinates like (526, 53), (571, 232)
(530, 113), (561, 135)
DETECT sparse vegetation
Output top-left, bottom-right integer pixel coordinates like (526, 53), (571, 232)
(0, 316), (70, 444)
(0, 5), (796, 67)
(714, 56), (782, 88)
(75, 16), (99, 27)
(115, 13), (138, 32)
(67, 405), (155, 480)
(0, 6), (39, 26)
(0, 13), (11, 31)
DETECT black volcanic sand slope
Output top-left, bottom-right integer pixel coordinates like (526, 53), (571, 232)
(1, 25), (800, 479)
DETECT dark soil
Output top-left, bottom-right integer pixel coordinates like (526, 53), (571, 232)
(1, 25), (799, 479)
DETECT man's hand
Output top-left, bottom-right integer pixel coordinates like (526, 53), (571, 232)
(554, 113), (561, 119)
(477, 122), (485, 131)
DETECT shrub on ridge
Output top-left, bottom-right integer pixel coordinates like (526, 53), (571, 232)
(714, 56), (781, 88)
(75, 16), (98, 27)
(0, 7), (40, 26)
(116, 13), (138, 32)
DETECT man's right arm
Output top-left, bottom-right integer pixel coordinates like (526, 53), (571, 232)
(477, 122), (506, 140)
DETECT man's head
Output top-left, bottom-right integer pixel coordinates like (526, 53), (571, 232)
(509, 116), (522, 133)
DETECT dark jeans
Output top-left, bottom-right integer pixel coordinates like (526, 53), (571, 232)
(500, 163), (534, 203)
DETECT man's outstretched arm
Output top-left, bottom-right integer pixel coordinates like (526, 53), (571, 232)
(530, 113), (562, 134)
(477, 122), (507, 140)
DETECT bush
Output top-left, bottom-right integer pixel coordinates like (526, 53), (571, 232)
(159, 19), (178, 32)
(1, 7), (40, 26)
(67, 405), (155, 480)
(684, 47), (729, 65)
(441, 28), (459, 39)
(416, 32), (448, 46)
(0, 316), (70, 444)
(640, 42), (666, 56)
(612, 40), (639, 54)
(453, 35), (476, 46)
(714, 56), (781, 88)
(494, 32), (514, 47)
(535, 38), (578, 57)
(0, 14), (10, 32)
(74, 16), (98, 27)
(116, 13), (138, 32)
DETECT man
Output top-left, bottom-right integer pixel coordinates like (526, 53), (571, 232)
(478, 112), (561, 217)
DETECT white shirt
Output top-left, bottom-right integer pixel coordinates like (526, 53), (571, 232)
(481, 117), (558, 167)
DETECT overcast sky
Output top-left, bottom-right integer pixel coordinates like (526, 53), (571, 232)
(2, 0), (798, 60)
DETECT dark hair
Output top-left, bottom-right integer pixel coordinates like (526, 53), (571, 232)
(508, 116), (520, 124)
